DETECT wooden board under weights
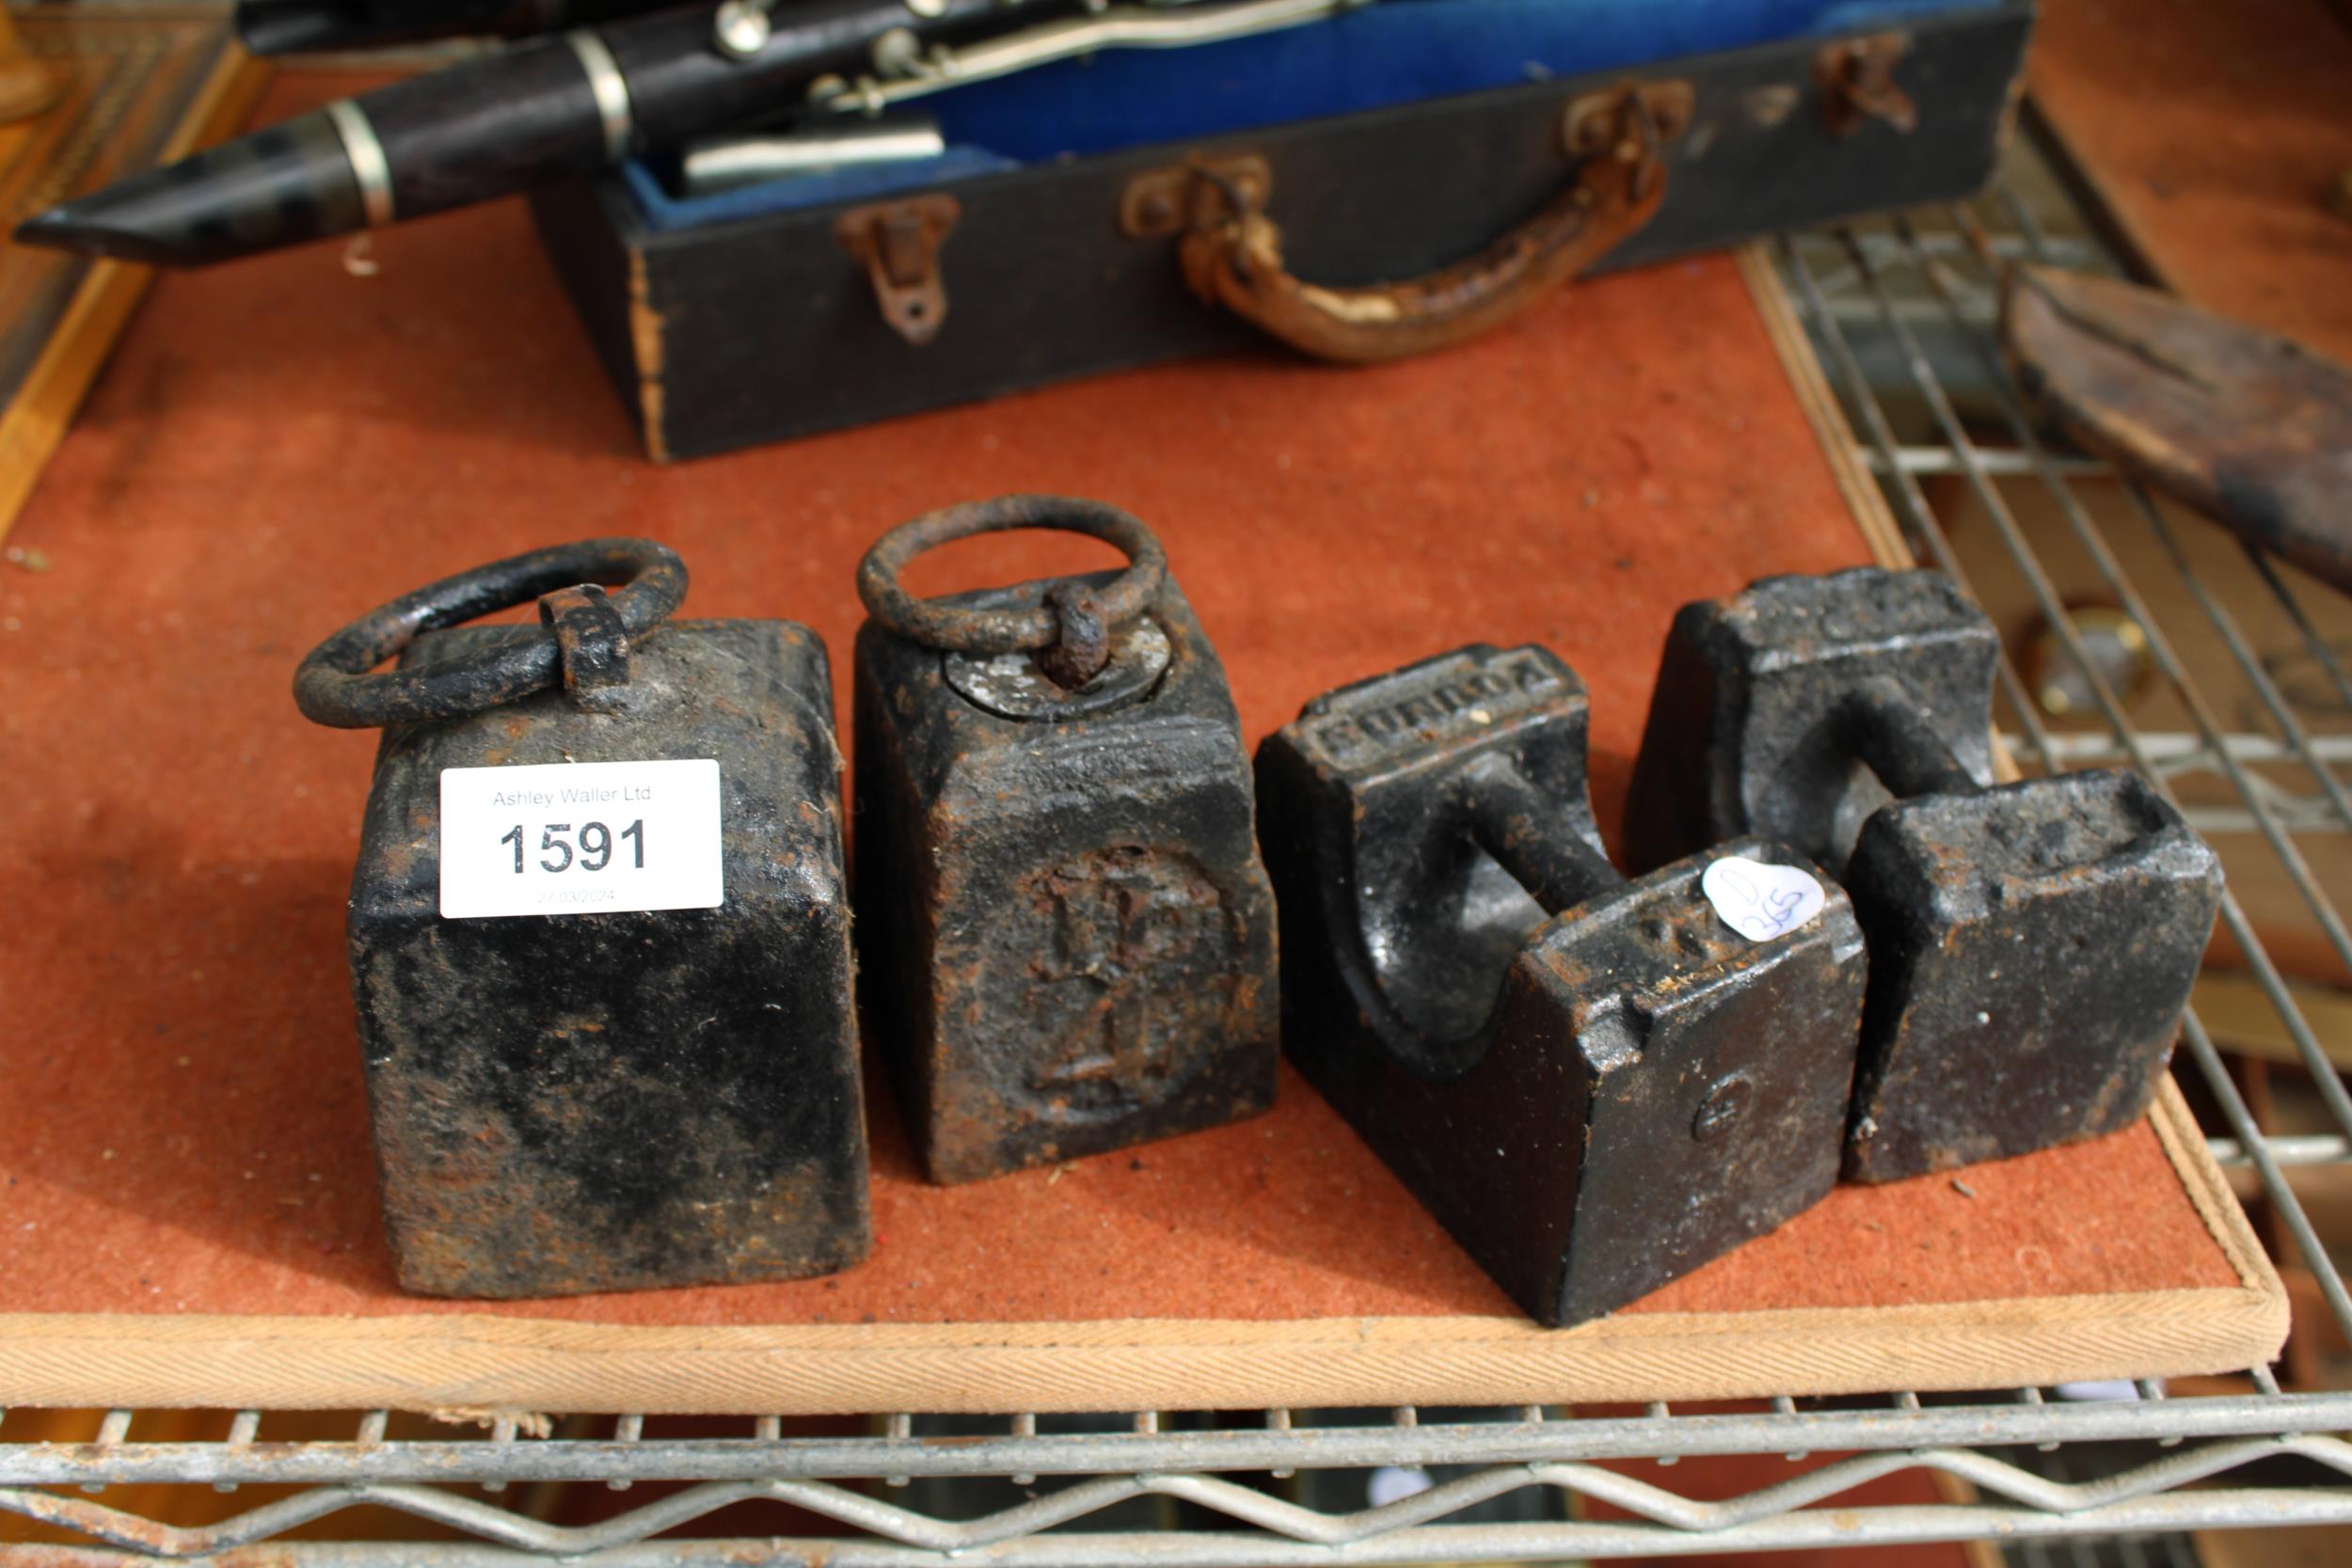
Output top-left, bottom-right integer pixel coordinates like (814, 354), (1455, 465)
(0, 70), (2281, 1402)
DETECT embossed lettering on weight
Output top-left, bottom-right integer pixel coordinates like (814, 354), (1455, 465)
(1310, 651), (1564, 764)
(1010, 846), (1234, 1112)
(1692, 1073), (1755, 1143)
(1033, 853), (1169, 1091)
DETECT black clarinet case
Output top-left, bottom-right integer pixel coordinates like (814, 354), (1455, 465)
(529, 0), (2032, 462)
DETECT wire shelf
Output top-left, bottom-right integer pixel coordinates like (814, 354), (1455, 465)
(6, 122), (2350, 1564)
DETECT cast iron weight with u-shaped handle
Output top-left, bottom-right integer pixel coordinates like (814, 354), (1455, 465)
(1255, 643), (1867, 1327)
(1624, 567), (2226, 1184)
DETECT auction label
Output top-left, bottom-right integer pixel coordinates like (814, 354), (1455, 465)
(1701, 854), (1826, 943)
(438, 758), (723, 919)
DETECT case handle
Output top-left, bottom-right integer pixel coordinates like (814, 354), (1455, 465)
(1127, 82), (1689, 365)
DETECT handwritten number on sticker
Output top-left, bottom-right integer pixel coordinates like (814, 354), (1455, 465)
(1701, 855), (1828, 942)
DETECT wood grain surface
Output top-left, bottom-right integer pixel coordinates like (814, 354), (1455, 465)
(0, 8), (267, 540)
(2029, 0), (2352, 358)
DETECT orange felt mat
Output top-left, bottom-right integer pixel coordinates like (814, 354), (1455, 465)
(2029, 0), (2352, 361)
(0, 76), (2283, 1414)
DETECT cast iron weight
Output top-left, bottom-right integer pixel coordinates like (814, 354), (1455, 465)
(1256, 644), (1867, 1327)
(1625, 567), (2225, 1183)
(295, 540), (871, 1298)
(852, 496), (1279, 1185)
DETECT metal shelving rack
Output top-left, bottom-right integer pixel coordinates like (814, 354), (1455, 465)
(7, 125), (2351, 1564)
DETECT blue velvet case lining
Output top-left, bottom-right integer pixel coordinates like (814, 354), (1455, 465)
(628, 0), (1998, 233)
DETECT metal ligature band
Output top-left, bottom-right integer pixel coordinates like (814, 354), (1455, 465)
(566, 27), (636, 162)
(323, 98), (396, 228)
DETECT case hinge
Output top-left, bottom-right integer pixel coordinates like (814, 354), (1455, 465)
(1119, 154), (1273, 240)
(1561, 78), (1694, 193)
(834, 192), (960, 345)
(1816, 33), (1918, 137)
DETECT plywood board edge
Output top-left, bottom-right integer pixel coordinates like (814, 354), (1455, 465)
(0, 1189), (2287, 1417)
(2148, 1073), (2286, 1303)
(1735, 241), (1915, 572)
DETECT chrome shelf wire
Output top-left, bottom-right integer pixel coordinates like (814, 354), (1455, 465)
(7, 128), (2352, 1564)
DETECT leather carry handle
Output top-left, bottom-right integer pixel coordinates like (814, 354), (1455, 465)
(1154, 82), (1689, 365)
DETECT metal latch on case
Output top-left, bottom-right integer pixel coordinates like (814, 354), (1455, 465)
(834, 192), (959, 345)
(1815, 32), (1918, 136)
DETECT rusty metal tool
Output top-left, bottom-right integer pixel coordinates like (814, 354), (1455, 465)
(1626, 568), (2225, 1184)
(2003, 262), (2352, 594)
(851, 496), (1279, 1185)
(1257, 644), (1867, 1327)
(294, 540), (870, 1298)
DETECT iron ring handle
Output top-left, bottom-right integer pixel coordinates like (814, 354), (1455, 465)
(293, 538), (689, 729)
(856, 495), (1168, 657)
(1176, 84), (1683, 365)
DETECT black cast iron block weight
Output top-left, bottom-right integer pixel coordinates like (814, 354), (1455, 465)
(1257, 644), (1867, 1327)
(1625, 567), (2225, 1183)
(294, 540), (870, 1298)
(852, 496), (1279, 1185)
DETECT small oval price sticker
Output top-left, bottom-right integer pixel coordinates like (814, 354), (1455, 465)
(1701, 854), (1826, 942)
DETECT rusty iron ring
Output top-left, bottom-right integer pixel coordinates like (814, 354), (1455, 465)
(292, 538), (688, 729)
(855, 495), (1168, 660)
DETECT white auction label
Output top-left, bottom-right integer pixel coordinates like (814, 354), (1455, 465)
(438, 759), (723, 919)
(1701, 854), (1827, 943)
